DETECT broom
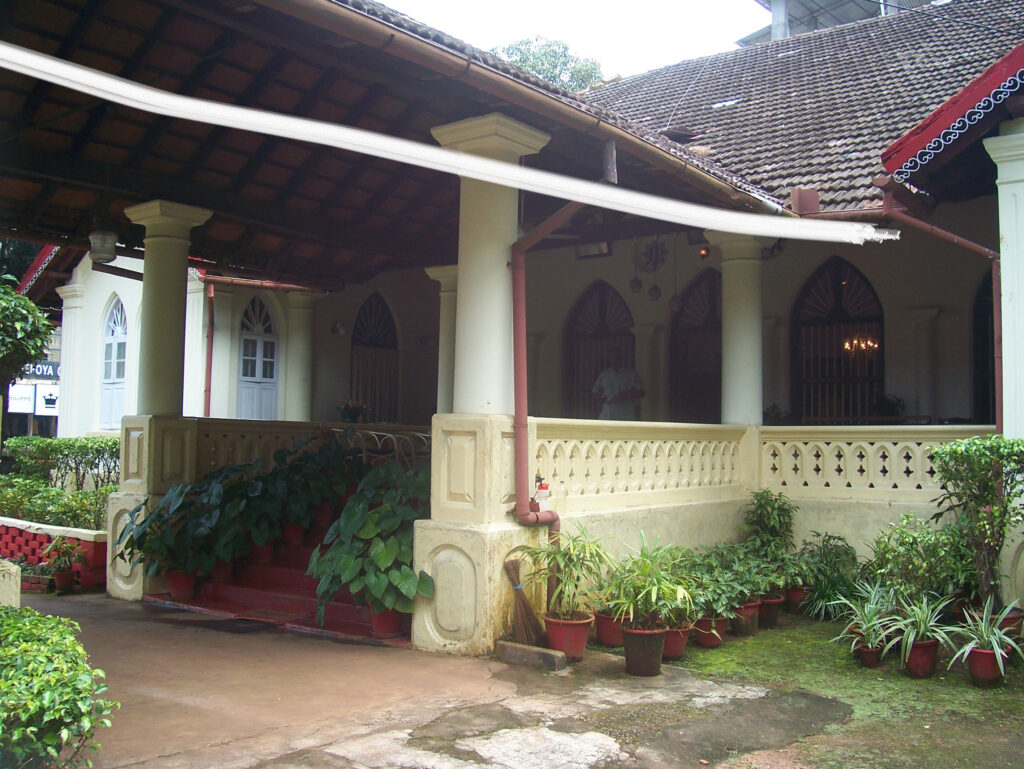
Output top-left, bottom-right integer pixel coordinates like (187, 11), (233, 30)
(504, 558), (545, 646)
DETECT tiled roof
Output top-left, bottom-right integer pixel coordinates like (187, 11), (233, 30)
(327, 1), (783, 207)
(585, 0), (1024, 211)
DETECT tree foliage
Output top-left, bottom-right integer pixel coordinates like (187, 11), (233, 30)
(490, 37), (603, 92)
(0, 275), (52, 391)
(0, 239), (37, 282)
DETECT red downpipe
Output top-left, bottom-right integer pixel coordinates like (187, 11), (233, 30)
(993, 259), (1004, 434)
(203, 282), (215, 418)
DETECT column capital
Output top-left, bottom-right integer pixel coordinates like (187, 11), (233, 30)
(431, 113), (550, 161)
(125, 199), (212, 238)
(985, 121), (1024, 178)
(425, 264), (459, 292)
(285, 291), (317, 312)
(56, 283), (86, 305)
(704, 230), (775, 260)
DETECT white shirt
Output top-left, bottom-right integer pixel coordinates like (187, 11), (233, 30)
(592, 366), (644, 420)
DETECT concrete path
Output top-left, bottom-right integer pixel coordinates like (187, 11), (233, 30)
(24, 594), (850, 768)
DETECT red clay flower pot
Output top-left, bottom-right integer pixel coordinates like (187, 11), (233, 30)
(662, 625), (692, 660)
(731, 601), (761, 636)
(594, 612), (624, 647)
(903, 639), (939, 678)
(966, 648), (1007, 687)
(758, 594), (785, 629)
(786, 586), (809, 612)
(622, 626), (667, 676)
(544, 612), (594, 662)
(52, 570), (75, 592)
(693, 616), (728, 648)
(859, 646), (882, 668)
(369, 608), (405, 638)
(166, 569), (196, 600)
(249, 539), (275, 563)
(997, 608), (1024, 638)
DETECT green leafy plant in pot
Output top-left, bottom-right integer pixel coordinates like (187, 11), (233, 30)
(947, 596), (1024, 687)
(882, 593), (956, 678)
(799, 531), (859, 621)
(41, 535), (85, 592)
(308, 461), (434, 637)
(829, 581), (895, 667)
(512, 525), (611, 661)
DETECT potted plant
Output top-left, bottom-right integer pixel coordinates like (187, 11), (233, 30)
(948, 597), (1024, 687)
(688, 550), (741, 648)
(511, 526), (611, 661)
(309, 462), (435, 638)
(590, 575), (624, 647)
(931, 435), (1024, 612)
(41, 536), (84, 592)
(799, 531), (859, 621)
(882, 593), (956, 678)
(741, 489), (797, 557)
(604, 537), (691, 675)
(830, 581), (894, 668)
(777, 550), (814, 612)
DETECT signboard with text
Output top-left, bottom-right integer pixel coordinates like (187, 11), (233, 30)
(7, 383), (35, 414)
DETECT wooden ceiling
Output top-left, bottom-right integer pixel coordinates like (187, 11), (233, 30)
(1, 0), (748, 307)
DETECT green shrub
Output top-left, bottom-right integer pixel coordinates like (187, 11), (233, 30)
(5, 437), (120, 491)
(0, 475), (112, 530)
(799, 531), (859, 620)
(0, 606), (118, 768)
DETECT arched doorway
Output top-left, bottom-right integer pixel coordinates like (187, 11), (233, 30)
(100, 296), (127, 430)
(562, 280), (635, 419)
(350, 293), (399, 423)
(237, 295), (278, 420)
(669, 269), (721, 423)
(791, 257), (883, 424)
(973, 272), (996, 424)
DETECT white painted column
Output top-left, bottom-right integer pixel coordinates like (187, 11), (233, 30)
(284, 291), (315, 422)
(208, 286), (235, 418)
(425, 265), (458, 414)
(985, 119), (1024, 437)
(125, 200), (211, 417)
(54, 283), (84, 437)
(634, 323), (663, 421)
(706, 231), (770, 425)
(431, 114), (549, 415)
(908, 307), (939, 419)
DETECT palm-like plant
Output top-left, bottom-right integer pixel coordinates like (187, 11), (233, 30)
(830, 581), (895, 652)
(513, 526), (612, 620)
(882, 593), (956, 664)
(604, 538), (691, 630)
(948, 597), (1024, 676)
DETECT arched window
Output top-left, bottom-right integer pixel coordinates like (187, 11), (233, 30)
(99, 297), (127, 430)
(350, 293), (399, 423)
(237, 296), (278, 420)
(562, 280), (635, 419)
(669, 269), (721, 423)
(790, 257), (883, 424)
(972, 272), (995, 424)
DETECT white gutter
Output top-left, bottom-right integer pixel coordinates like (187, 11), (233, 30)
(0, 41), (897, 244)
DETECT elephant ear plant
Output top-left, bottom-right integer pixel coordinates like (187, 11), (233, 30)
(931, 435), (1024, 609)
(308, 461), (434, 623)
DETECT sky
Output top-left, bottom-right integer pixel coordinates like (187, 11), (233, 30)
(380, 0), (772, 79)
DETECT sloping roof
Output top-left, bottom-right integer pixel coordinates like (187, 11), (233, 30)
(586, 0), (1024, 211)
(882, 39), (1024, 196)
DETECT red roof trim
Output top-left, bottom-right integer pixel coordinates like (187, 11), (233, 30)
(17, 244), (61, 294)
(882, 41), (1024, 182)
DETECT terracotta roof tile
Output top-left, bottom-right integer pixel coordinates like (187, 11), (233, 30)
(584, 0), (1024, 211)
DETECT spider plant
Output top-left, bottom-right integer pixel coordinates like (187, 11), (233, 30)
(948, 597), (1024, 676)
(829, 581), (894, 652)
(882, 593), (957, 664)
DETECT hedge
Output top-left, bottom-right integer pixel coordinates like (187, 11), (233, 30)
(0, 476), (112, 530)
(0, 606), (118, 768)
(5, 437), (119, 491)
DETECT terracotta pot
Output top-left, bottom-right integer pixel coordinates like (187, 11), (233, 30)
(758, 594), (785, 629)
(903, 638), (939, 678)
(165, 569), (196, 600)
(52, 570), (75, 592)
(662, 625), (692, 660)
(281, 521), (307, 546)
(785, 586), (809, 612)
(859, 646), (882, 668)
(693, 616), (728, 648)
(731, 601), (761, 636)
(249, 539), (275, 563)
(966, 648), (1008, 687)
(997, 607), (1024, 638)
(369, 607), (405, 638)
(544, 612), (594, 662)
(622, 626), (666, 676)
(594, 612), (624, 647)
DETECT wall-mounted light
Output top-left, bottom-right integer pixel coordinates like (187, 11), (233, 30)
(698, 246), (711, 260)
(331, 321), (346, 336)
(88, 228), (118, 264)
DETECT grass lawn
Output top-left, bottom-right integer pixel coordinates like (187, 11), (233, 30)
(672, 612), (1024, 769)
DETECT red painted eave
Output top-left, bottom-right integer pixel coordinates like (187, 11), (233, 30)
(882, 41), (1024, 177)
(17, 244), (60, 294)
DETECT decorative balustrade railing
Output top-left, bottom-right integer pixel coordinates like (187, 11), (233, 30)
(532, 419), (747, 511)
(760, 425), (992, 500)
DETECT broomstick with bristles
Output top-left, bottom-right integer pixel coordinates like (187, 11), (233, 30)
(503, 558), (545, 646)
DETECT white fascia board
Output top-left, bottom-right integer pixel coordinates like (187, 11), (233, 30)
(0, 41), (897, 245)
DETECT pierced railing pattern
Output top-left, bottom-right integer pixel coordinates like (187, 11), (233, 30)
(533, 420), (745, 498)
(196, 420), (325, 475)
(760, 426), (990, 498)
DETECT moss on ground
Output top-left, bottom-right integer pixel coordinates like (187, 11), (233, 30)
(673, 613), (1024, 768)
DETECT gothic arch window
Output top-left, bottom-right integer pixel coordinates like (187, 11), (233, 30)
(790, 257), (883, 424)
(972, 272), (995, 424)
(350, 293), (399, 423)
(562, 280), (635, 419)
(99, 296), (127, 430)
(237, 295), (278, 420)
(669, 269), (721, 423)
